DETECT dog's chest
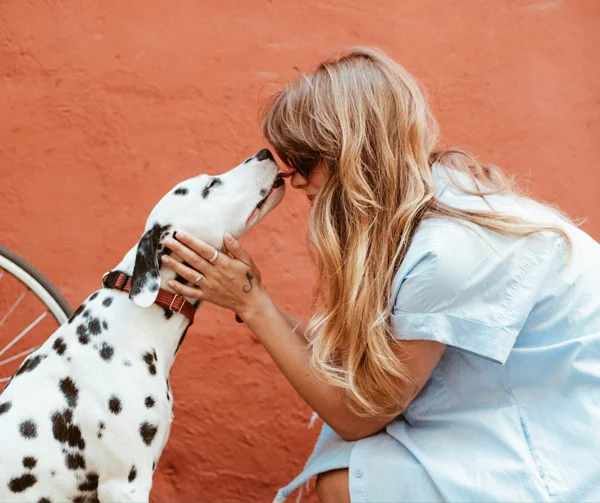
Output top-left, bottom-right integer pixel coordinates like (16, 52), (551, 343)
(0, 289), (183, 501)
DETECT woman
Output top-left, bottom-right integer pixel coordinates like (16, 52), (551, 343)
(161, 47), (600, 502)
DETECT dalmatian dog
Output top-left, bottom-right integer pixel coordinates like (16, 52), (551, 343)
(0, 149), (286, 502)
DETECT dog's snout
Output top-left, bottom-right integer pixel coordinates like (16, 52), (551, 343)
(255, 149), (275, 162)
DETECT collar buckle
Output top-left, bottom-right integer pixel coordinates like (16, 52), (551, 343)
(169, 294), (184, 314)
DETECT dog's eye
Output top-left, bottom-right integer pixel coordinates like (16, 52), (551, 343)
(202, 178), (222, 199)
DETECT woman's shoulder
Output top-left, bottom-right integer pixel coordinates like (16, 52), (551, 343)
(391, 217), (495, 303)
(391, 207), (566, 315)
(396, 216), (499, 281)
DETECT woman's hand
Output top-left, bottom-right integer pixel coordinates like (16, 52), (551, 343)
(161, 231), (267, 318)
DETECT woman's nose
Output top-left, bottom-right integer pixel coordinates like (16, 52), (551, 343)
(290, 171), (308, 189)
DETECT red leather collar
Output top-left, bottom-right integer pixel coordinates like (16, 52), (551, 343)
(102, 271), (195, 324)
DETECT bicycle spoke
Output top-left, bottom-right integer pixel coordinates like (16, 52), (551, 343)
(0, 312), (47, 358)
(0, 346), (39, 367)
(0, 289), (29, 329)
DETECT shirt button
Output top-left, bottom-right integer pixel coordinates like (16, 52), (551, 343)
(354, 469), (363, 478)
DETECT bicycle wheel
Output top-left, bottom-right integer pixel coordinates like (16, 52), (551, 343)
(0, 245), (73, 385)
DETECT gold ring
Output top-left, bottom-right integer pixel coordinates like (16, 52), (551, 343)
(208, 250), (219, 263)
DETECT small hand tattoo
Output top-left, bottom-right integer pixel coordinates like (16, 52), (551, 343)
(242, 271), (254, 293)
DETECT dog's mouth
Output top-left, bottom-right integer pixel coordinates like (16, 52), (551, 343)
(245, 172), (289, 226)
(256, 176), (285, 210)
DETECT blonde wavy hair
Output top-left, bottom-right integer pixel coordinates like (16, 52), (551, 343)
(261, 47), (571, 419)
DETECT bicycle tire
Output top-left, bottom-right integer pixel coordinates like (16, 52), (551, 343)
(0, 244), (73, 324)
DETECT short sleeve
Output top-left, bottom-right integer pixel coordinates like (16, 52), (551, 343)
(390, 219), (559, 364)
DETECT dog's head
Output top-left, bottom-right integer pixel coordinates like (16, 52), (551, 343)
(129, 149), (285, 308)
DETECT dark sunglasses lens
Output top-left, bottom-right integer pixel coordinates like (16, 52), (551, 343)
(296, 159), (313, 177)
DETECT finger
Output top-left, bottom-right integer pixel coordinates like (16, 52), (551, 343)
(223, 233), (254, 268)
(161, 255), (207, 283)
(163, 238), (212, 273)
(175, 231), (227, 266)
(167, 280), (204, 300)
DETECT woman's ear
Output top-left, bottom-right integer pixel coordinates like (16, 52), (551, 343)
(129, 223), (172, 308)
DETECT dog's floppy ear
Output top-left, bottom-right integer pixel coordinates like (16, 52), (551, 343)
(130, 223), (172, 308)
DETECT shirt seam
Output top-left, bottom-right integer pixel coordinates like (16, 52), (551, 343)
(503, 384), (557, 497)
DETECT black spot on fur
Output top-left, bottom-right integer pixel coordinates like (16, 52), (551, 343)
(163, 308), (174, 320)
(145, 396), (155, 408)
(142, 352), (157, 376)
(149, 282), (159, 292)
(50, 470), (56, 477)
(139, 422), (158, 446)
(102, 297), (113, 307)
(22, 456), (37, 469)
(8, 473), (37, 492)
(20, 420), (37, 438)
(89, 292), (99, 301)
(52, 409), (73, 443)
(39, 498), (52, 503)
(128, 465), (137, 482)
(0, 401), (11, 415)
(108, 396), (122, 415)
(97, 421), (105, 439)
(88, 318), (102, 336)
(99, 342), (114, 362)
(68, 424), (85, 449)
(77, 325), (89, 345)
(78, 472), (99, 491)
(60, 377), (79, 408)
(16, 354), (44, 375)
(152, 461), (156, 471)
(66, 452), (86, 470)
(102, 320), (108, 330)
(83, 310), (90, 319)
(123, 360), (132, 367)
(69, 304), (85, 324)
(166, 378), (171, 401)
(53, 337), (67, 356)
(173, 187), (188, 196)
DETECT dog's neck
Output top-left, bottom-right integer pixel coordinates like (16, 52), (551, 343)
(114, 243), (199, 306)
(101, 244), (198, 370)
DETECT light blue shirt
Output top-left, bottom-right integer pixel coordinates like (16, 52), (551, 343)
(275, 166), (600, 502)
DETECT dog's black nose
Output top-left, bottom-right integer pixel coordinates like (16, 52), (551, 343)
(256, 149), (275, 162)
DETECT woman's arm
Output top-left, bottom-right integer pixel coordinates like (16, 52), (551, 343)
(240, 289), (445, 441)
(273, 304), (309, 340)
(162, 232), (446, 441)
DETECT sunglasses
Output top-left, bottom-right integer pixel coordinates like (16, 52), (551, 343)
(285, 154), (318, 178)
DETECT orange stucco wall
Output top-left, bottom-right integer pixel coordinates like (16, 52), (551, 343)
(1, 1), (599, 501)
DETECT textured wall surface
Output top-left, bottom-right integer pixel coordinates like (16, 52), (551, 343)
(1, 0), (599, 501)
